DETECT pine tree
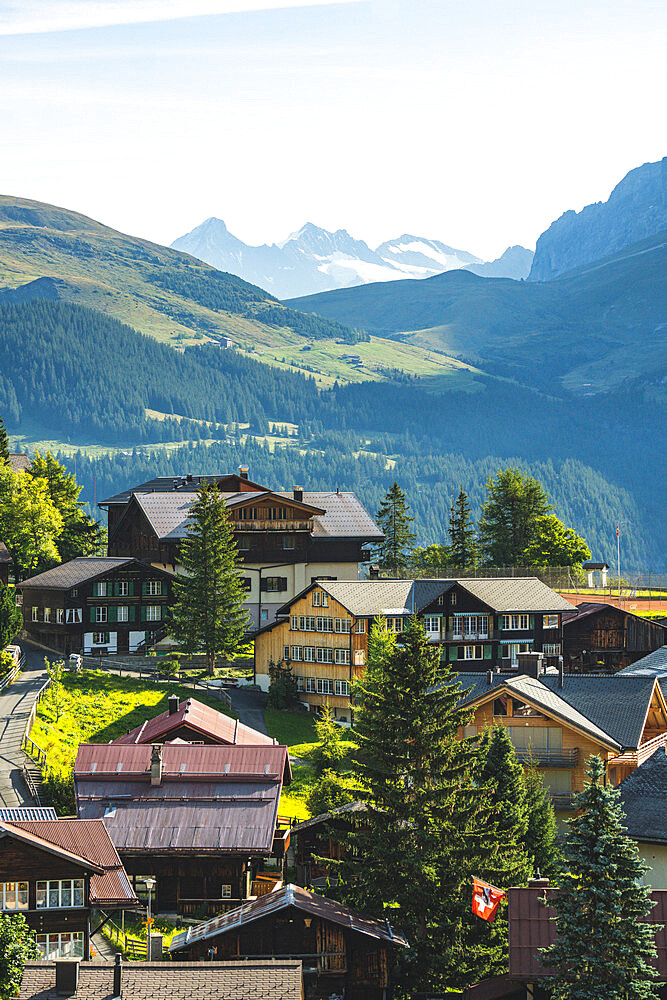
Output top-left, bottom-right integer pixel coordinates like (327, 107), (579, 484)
(523, 763), (560, 876)
(338, 618), (516, 990)
(448, 487), (478, 568)
(0, 418), (9, 465)
(540, 756), (660, 999)
(373, 482), (416, 574)
(169, 486), (248, 674)
(0, 582), (22, 650)
(478, 726), (533, 884)
(479, 468), (553, 566)
(313, 702), (346, 774)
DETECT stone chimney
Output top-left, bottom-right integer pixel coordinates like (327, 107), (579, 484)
(150, 744), (163, 786)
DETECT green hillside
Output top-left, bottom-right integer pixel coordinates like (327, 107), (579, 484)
(287, 231), (667, 394)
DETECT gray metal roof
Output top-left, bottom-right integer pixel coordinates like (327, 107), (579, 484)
(170, 883), (409, 953)
(0, 807), (57, 822)
(618, 747), (667, 844)
(618, 646), (667, 677)
(18, 557), (135, 589)
(457, 578), (575, 613)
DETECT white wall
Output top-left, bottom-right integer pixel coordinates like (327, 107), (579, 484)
(639, 843), (667, 889)
(83, 631), (117, 654)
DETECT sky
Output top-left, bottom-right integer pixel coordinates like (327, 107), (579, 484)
(0, 0), (664, 259)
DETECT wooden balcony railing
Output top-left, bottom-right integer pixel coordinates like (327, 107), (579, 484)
(512, 746), (578, 767)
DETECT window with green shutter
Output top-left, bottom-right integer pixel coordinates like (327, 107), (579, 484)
(89, 608), (96, 623)
(128, 582), (134, 596)
(529, 614), (535, 629)
(484, 645), (492, 659)
(141, 606), (146, 621)
(108, 607), (117, 623)
(129, 606), (135, 622)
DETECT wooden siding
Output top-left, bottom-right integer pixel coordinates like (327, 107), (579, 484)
(564, 606), (666, 672)
(121, 855), (247, 916)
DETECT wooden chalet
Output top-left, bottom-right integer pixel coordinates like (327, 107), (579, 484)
(458, 660), (667, 812)
(0, 813), (137, 961)
(17, 557), (175, 655)
(290, 801), (367, 887)
(255, 577), (573, 718)
(169, 883), (408, 1000)
(99, 469), (383, 630)
(73, 742), (291, 918)
(563, 601), (667, 673)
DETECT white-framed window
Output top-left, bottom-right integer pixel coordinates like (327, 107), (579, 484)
(117, 606), (129, 622)
(502, 614), (530, 631)
(32, 607), (39, 622)
(296, 676), (305, 692)
(312, 591), (321, 607)
(316, 617), (334, 633)
(56, 608), (64, 624)
(316, 647), (333, 663)
(303, 646), (316, 662)
(94, 582), (108, 597)
(92, 632), (110, 645)
(387, 618), (404, 633)
(36, 879), (85, 909)
(543, 614), (559, 629)
(334, 648), (351, 665)
(220, 884), (232, 899)
(335, 679), (350, 696)
(95, 606), (108, 623)
(291, 646), (303, 661)
(283, 535), (295, 550)
(146, 605), (161, 621)
(354, 650), (366, 666)
(118, 581), (129, 597)
(334, 618), (351, 633)
(66, 608), (82, 624)
(543, 643), (561, 655)
(321, 592), (328, 607)
(354, 619), (366, 634)
(450, 591), (457, 606)
(291, 615), (299, 630)
(36, 933), (84, 960)
(43, 607), (51, 623)
(146, 580), (162, 596)
(464, 645), (484, 660)
(0, 882), (28, 910)
(283, 645), (290, 660)
(424, 616), (440, 634)
(305, 677), (316, 693)
(317, 678), (334, 695)
(299, 616), (316, 632)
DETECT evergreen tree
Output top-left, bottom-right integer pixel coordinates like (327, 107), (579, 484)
(306, 769), (359, 817)
(479, 468), (553, 566)
(0, 913), (36, 1000)
(0, 417), (9, 465)
(338, 618), (518, 990)
(448, 487), (478, 568)
(169, 486), (248, 674)
(523, 763), (560, 876)
(30, 451), (103, 565)
(266, 658), (300, 709)
(0, 582), (22, 650)
(540, 756), (660, 999)
(478, 726), (532, 883)
(313, 702), (346, 775)
(374, 482), (416, 574)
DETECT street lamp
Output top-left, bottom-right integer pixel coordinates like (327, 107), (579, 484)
(144, 877), (156, 959)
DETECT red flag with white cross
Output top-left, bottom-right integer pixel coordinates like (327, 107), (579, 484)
(472, 878), (506, 922)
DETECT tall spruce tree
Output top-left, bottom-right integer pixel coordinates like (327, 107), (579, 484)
(479, 468), (553, 566)
(523, 763), (560, 876)
(478, 726), (533, 883)
(337, 619), (525, 990)
(448, 487), (478, 568)
(373, 482), (416, 574)
(540, 756), (660, 999)
(169, 486), (248, 674)
(0, 418), (9, 465)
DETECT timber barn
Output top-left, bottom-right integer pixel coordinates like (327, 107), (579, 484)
(563, 601), (667, 672)
(169, 882), (409, 1000)
(73, 742), (291, 918)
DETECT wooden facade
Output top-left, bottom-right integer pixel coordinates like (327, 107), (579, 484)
(121, 854), (248, 919)
(563, 603), (667, 673)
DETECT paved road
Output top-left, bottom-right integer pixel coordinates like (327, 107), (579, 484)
(0, 641), (57, 808)
(227, 686), (269, 735)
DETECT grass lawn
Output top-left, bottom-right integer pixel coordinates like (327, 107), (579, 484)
(32, 670), (236, 774)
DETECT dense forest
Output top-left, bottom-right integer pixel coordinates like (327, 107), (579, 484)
(3, 299), (663, 568)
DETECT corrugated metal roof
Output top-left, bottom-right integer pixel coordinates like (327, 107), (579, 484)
(0, 807), (57, 822)
(170, 884), (409, 952)
(618, 747), (667, 844)
(18, 557), (135, 590)
(112, 698), (278, 749)
(458, 577), (575, 612)
(19, 960), (303, 1000)
(75, 743), (288, 778)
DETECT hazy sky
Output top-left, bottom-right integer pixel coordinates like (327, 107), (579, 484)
(1, 0), (664, 259)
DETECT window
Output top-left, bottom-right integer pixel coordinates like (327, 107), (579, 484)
(334, 618), (351, 633)
(303, 647), (316, 662)
(316, 617), (334, 633)
(43, 607), (51, 623)
(118, 581), (129, 596)
(335, 679), (350, 696)
(296, 676), (305, 692)
(317, 678), (334, 695)
(92, 632), (110, 645)
(321, 592), (328, 607)
(354, 619), (366, 634)
(56, 608), (64, 624)
(493, 695), (509, 716)
(242, 577), (252, 592)
(291, 615), (299, 630)
(316, 647), (333, 663)
(387, 618), (404, 633)
(502, 613), (530, 631)
(32, 607), (39, 622)
(117, 606), (129, 623)
(145, 605), (161, 621)
(424, 616), (440, 634)
(0, 882), (28, 910)
(283, 645), (290, 660)
(543, 614), (559, 629)
(94, 582), (108, 597)
(450, 591), (457, 606)
(312, 590), (321, 607)
(36, 879), (85, 909)
(36, 933), (84, 960)
(70, 588), (78, 597)
(264, 577), (286, 593)
(299, 616), (316, 632)
(66, 608), (82, 624)
(237, 535), (250, 550)
(260, 608), (268, 622)
(95, 606), (108, 623)
(220, 884), (232, 899)
(146, 580), (162, 596)
(464, 645), (483, 659)
(540, 769), (572, 797)
(283, 535), (295, 550)
(305, 677), (316, 693)
(354, 650), (366, 666)
(237, 507), (257, 521)
(334, 648), (351, 665)
(543, 643), (561, 656)
(291, 646), (303, 661)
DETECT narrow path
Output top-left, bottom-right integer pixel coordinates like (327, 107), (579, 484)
(91, 928), (120, 962)
(0, 642), (56, 808)
(227, 686), (269, 735)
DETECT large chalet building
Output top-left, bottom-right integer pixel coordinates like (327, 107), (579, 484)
(99, 469), (383, 629)
(254, 577), (574, 719)
(563, 601), (666, 672)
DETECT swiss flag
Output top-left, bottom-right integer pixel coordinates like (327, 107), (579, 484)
(472, 878), (505, 922)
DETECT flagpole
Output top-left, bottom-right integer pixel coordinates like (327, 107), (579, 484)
(617, 523), (621, 606)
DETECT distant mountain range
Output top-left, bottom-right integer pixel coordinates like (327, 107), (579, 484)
(171, 219), (534, 299)
(529, 157), (666, 281)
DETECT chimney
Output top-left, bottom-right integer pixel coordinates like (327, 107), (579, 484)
(486, 669), (494, 685)
(516, 651), (544, 679)
(239, 466), (249, 480)
(558, 656), (564, 688)
(369, 565), (380, 580)
(293, 486), (303, 503)
(186, 473), (193, 483)
(55, 960), (80, 996)
(150, 744), (163, 786)
(168, 694), (179, 716)
(113, 953), (122, 998)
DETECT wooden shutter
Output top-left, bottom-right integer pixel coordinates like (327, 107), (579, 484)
(141, 606), (146, 621)
(108, 607), (117, 623)
(529, 614), (535, 629)
(279, 577), (288, 592)
(129, 606), (135, 623)
(128, 581), (134, 596)
(142, 582), (147, 597)
(89, 607), (96, 623)
(483, 645), (492, 660)
(113, 582), (119, 597)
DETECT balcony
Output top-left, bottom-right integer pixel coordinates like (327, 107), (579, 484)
(445, 631), (490, 642)
(512, 746), (578, 767)
(234, 521), (312, 532)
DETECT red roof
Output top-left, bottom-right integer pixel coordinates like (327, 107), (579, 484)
(1, 819), (137, 907)
(112, 698), (278, 750)
(75, 742), (289, 780)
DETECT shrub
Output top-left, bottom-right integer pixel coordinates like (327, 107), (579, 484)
(267, 659), (300, 709)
